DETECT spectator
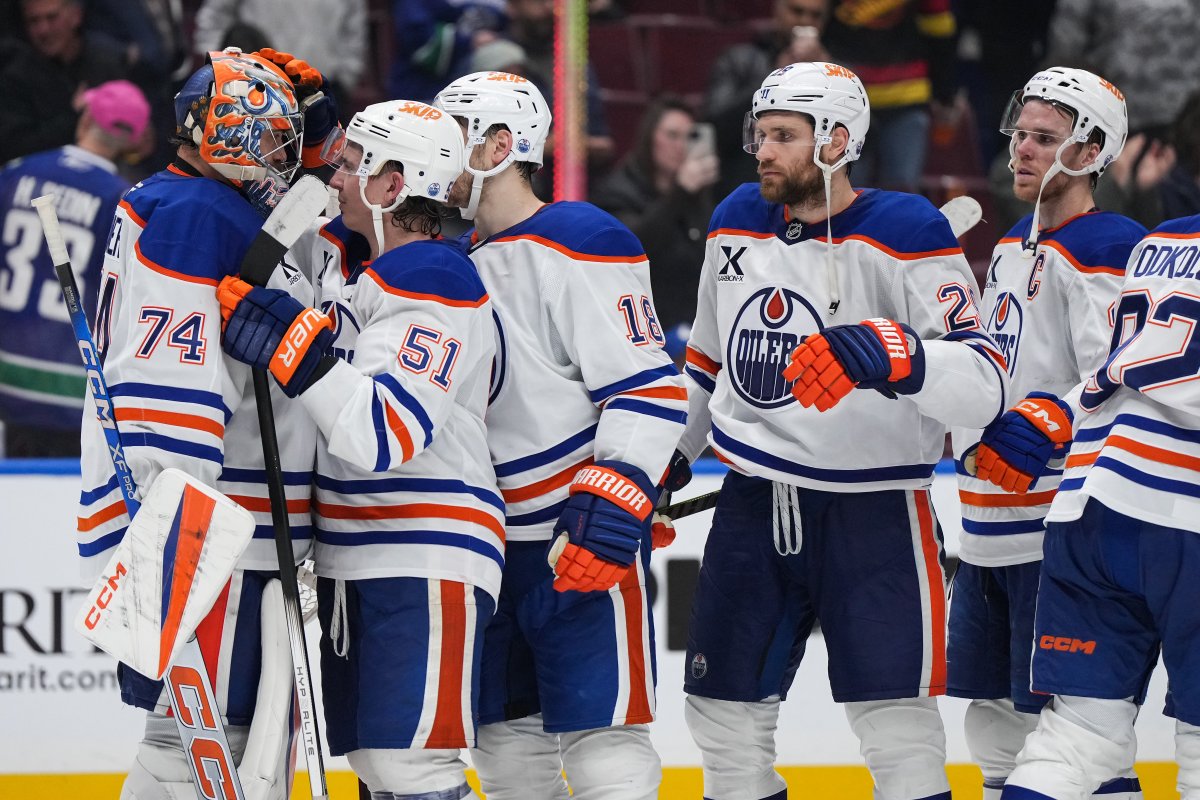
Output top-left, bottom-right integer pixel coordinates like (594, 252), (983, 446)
(824, 0), (960, 192)
(193, 0), (367, 122)
(1162, 92), (1200, 220)
(0, 0), (129, 166)
(0, 80), (150, 457)
(592, 95), (718, 357)
(389, 0), (506, 104)
(1046, 0), (1200, 140)
(704, 0), (831, 196)
(1094, 132), (1174, 229)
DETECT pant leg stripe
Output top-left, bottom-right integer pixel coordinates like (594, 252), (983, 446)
(622, 556), (654, 724)
(429, 580), (468, 748)
(610, 573), (631, 726)
(411, 580), (443, 748)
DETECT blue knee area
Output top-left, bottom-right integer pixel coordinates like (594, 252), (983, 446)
(1002, 787), (1059, 800)
(1095, 777), (1141, 794)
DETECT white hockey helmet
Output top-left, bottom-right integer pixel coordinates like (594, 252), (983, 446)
(320, 99), (464, 253)
(434, 71), (552, 166)
(745, 61), (870, 171)
(1000, 66), (1128, 177)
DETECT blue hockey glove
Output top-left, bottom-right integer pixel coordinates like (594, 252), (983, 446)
(217, 276), (334, 397)
(663, 449), (693, 493)
(973, 392), (1074, 494)
(548, 461), (657, 592)
(651, 449), (693, 550)
(784, 318), (925, 411)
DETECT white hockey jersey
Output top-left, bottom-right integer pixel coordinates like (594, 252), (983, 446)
(466, 202), (687, 542)
(293, 218), (504, 597)
(78, 165), (317, 579)
(1047, 215), (1200, 534)
(680, 185), (1007, 492)
(953, 211), (1146, 566)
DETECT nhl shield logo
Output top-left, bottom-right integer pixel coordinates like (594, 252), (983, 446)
(691, 653), (708, 680)
(785, 221), (803, 240)
(726, 286), (822, 409)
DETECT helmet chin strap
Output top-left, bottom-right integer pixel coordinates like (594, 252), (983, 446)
(457, 138), (515, 221)
(813, 140), (852, 315)
(358, 174), (407, 257)
(1012, 136), (1092, 257)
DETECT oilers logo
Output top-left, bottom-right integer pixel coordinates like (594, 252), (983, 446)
(320, 299), (361, 362)
(727, 286), (822, 409)
(986, 291), (1023, 375)
(516, 138), (531, 154)
(489, 308), (507, 404)
(427, 182), (440, 197)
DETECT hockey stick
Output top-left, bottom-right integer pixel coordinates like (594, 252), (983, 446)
(32, 195), (248, 800)
(664, 199), (986, 521)
(234, 175), (330, 800)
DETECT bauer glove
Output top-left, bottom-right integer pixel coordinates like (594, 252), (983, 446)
(217, 276), (334, 397)
(783, 318), (925, 411)
(254, 48), (339, 167)
(548, 461), (657, 592)
(972, 391), (1074, 494)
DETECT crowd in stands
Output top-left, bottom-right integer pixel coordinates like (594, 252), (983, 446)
(3, 0), (1200, 454)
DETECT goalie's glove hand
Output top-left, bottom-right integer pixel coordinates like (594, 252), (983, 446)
(254, 48), (339, 166)
(974, 392), (1073, 494)
(217, 276), (334, 397)
(548, 461), (656, 592)
(783, 318), (925, 412)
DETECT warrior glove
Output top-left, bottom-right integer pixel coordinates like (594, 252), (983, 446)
(783, 318), (925, 411)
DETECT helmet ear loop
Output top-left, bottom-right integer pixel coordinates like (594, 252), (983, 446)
(459, 135), (515, 221)
(359, 172), (409, 257)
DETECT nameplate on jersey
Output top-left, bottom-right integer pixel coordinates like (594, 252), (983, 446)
(727, 286), (823, 410)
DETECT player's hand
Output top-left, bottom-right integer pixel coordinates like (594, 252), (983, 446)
(254, 48), (339, 166)
(782, 318), (925, 411)
(650, 512), (676, 550)
(973, 392), (1074, 493)
(549, 461), (656, 592)
(217, 276), (334, 397)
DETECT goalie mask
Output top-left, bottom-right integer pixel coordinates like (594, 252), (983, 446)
(433, 71), (552, 220)
(320, 99), (465, 254)
(745, 62), (871, 314)
(175, 48), (303, 210)
(1000, 67), (1128, 253)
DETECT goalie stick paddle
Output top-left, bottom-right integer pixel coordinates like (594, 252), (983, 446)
(237, 175), (330, 800)
(939, 195), (982, 239)
(32, 195), (248, 800)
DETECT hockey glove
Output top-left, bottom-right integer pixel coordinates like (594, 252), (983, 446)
(783, 318), (925, 412)
(254, 48), (339, 167)
(651, 450), (693, 550)
(974, 392), (1074, 494)
(549, 461), (657, 592)
(217, 276), (334, 397)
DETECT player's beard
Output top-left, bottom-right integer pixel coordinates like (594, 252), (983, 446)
(759, 160), (825, 207)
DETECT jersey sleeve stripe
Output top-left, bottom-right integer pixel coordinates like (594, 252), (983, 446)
(118, 199), (148, 229)
(685, 366), (717, 394)
(944, 330), (1008, 370)
(384, 402), (416, 463)
(218, 467), (314, 485)
(225, 495), (312, 514)
(123, 431), (223, 465)
(958, 488), (1058, 508)
(78, 499), (128, 532)
(606, 386), (688, 402)
(589, 364), (681, 404)
(493, 424), (598, 477)
(134, 240), (220, 286)
(1078, 433), (1200, 473)
(114, 407), (224, 438)
(492, 233), (649, 264)
(1074, 413), (1200, 444)
(824, 234), (963, 261)
(364, 267), (488, 307)
(1062, 458), (1200, 498)
(505, 498), (568, 527)
(314, 529), (504, 568)
(1041, 240), (1124, 276)
(706, 228), (775, 241)
(501, 456), (594, 504)
(371, 392), (390, 472)
(80, 474), (120, 506)
(685, 347), (722, 375)
(604, 397), (688, 424)
(110, 382), (230, 419)
(315, 474), (504, 512)
(315, 500), (506, 541)
(377, 374), (435, 447)
(78, 527), (127, 557)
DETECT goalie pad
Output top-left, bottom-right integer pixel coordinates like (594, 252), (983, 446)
(76, 468), (256, 679)
(239, 578), (296, 800)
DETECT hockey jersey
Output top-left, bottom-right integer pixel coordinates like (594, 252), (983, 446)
(680, 185), (1006, 492)
(1047, 215), (1200, 534)
(0, 146), (129, 429)
(466, 202), (687, 542)
(952, 211), (1146, 566)
(77, 165), (317, 578)
(294, 218), (504, 598)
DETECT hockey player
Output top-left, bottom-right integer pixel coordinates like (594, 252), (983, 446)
(218, 99), (501, 800)
(947, 68), (1147, 800)
(432, 72), (687, 800)
(992, 213), (1200, 798)
(674, 62), (1007, 800)
(0, 79), (149, 456)
(76, 49), (330, 798)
